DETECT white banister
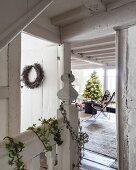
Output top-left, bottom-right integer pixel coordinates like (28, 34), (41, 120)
(0, 117), (63, 170)
(57, 43), (79, 170)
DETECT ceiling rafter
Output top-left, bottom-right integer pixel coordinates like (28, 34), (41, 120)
(73, 43), (115, 53)
(51, 0), (106, 26)
(87, 56), (115, 60)
(71, 34), (115, 49)
(107, 0), (136, 11)
(82, 49), (115, 56)
(85, 52), (115, 58)
(71, 51), (106, 66)
(51, 6), (90, 26)
(71, 40), (115, 50)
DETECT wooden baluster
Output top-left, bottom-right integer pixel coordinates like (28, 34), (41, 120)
(46, 145), (56, 170)
(26, 159), (33, 170)
(26, 155), (40, 170)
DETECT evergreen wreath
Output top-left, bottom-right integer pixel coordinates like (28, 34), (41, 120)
(21, 63), (44, 89)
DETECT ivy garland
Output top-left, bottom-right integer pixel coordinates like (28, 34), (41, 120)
(21, 63), (44, 89)
(59, 102), (89, 169)
(27, 117), (63, 152)
(4, 107), (86, 170)
(4, 136), (26, 170)
(4, 118), (63, 170)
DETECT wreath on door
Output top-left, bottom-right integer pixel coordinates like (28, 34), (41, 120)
(21, 63), (44, 89)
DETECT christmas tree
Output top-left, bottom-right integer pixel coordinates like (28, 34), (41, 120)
(83, 71), (102, 100)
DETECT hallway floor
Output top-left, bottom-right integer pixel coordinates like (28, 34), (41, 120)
(79, 111), (118, 170)
(81, 149), (117, 170)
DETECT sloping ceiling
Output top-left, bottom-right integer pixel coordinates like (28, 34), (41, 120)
(0, 0), (53, 50)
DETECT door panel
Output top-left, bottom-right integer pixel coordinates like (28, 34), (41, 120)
(21, 46), (58, 132)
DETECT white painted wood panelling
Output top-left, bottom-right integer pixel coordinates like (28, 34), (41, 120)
(0, 87), (9, 99)
(0, 35), (21, 140)
(0, 99), (8, 140)
(8, 35), (21, 137)
(42, 46), (58, 119)
(0, 46), (8, 86)
(21, 35), (58, 131)
(21, 49), (43, 132)
(0, 44), (8, 140)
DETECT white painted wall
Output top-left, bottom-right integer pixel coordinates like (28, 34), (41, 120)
(21, 33), (59, 132)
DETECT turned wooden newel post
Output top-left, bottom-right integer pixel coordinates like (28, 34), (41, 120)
(57, 43), (79, 170)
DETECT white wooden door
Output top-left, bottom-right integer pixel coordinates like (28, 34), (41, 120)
(21, 46), (58, 132)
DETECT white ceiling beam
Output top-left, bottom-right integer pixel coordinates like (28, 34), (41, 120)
(82, 53), (115, 58)
(97, 58), (115, 62)
(72, 62), (91, 66)
(96, 56), (115, 59)
(71, 52), (106, 66)
(106, 59), (115, 62)
(72, 40), (115, 50)
(107, 0), (136, 11)
(72, 60), (87, 64)
(51, 6), (90, 26)
(51, 0), (106, 26)
(72, 65), (103, 70)
(82, 49), (115, 56)
(61, 1), (136, 42)
(88, 56), (115, 60)
(25, 23), (60, 43)
(83, 52), (115, 57)
(71, 35), (115, 49)
(88, 52), (115, 58)
(73, 43), (115, 53)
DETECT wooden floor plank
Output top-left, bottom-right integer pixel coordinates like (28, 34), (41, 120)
(83, 150), (116, 167)
(81, 159), (116, 170)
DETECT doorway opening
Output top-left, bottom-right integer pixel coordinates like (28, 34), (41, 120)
(71, 34), (118, 170)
